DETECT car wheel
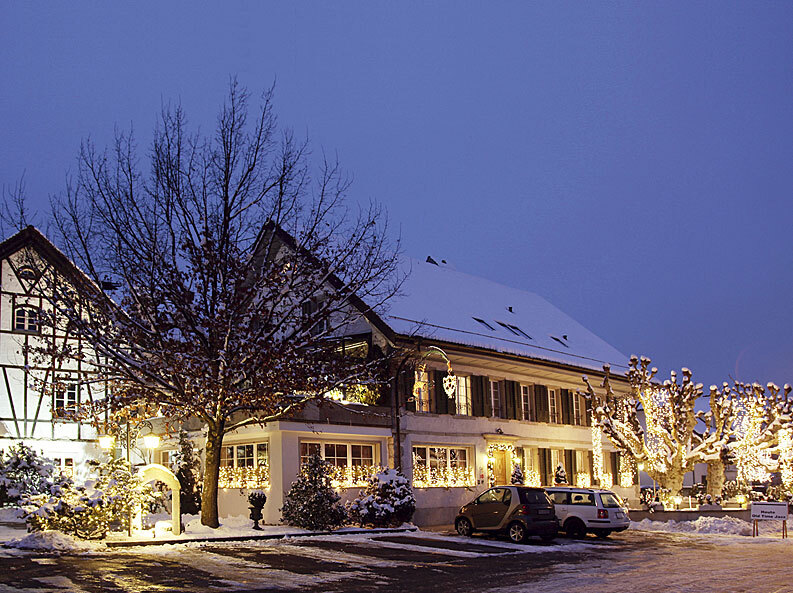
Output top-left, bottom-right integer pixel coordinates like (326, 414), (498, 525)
(564, 518), (586, 539)
(507, 521), (528, 544)
(456, 517), (473, 537)
(594, 529), (612, 539)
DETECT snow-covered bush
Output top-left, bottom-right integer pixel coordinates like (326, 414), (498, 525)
(24, 458), (160, 539)
(511, 464), (524, 485)
(347, 468), (415, 528)
(0, 443), (71, 507)
(281, 453), (346, 531)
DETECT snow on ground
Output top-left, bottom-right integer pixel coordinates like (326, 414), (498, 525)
(0, 508), (25, 522)
(631, 514), (792, 538)
(5, 530), (105, 553)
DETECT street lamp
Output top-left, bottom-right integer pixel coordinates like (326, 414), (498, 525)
(142, 434), (160, 464)
(98, 435), (116, 450)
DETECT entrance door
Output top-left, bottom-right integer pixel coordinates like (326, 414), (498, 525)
(493, 449), (508, 485)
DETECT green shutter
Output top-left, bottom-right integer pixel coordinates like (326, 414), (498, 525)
(538, 448), (549, 486)
(504, 381), (515, 419)
(433, 370), (448, 415)
(471, 375), (484, 417)
(401, 369), (416, 412)
(584, 395), (592, 426)
(483, 378), (493, 418)
(561, 389), (572, 424)
(564, 450), (574, 482)
(534, 385), (550, 423)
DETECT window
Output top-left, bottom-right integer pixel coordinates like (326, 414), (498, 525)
(472, 317), (495, 331)
(52, 457), (74, 478)
(573, 393), (581, 425)
(549, 491), (569, 505)
(490, 380), (502, 418)
(571, 492), (596, 506)
(14, 305), (39, 333)
(413, 368), (431, 413)
(496, 321), (531, 339)
(301, 298), (329, 335)
(300, 440), (377, 487)
(550, 335), (569, 348)
(521, 385), (533, 421)
(455, 376), (471, 415)
(17, 266), (38, 281)
(549, 389), (559, 423)
(218, 441), (269, 488)
(412, 445), (474, 487)
(53, 383), (79, 415)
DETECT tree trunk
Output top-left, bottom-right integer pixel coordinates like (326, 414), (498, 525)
(201, 425), (223, 528)
(706, 459), (725, 498)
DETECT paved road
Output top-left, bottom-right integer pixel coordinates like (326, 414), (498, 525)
(1, 529), (792, 592)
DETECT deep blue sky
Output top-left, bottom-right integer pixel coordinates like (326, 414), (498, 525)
(2, 3), (792, 389)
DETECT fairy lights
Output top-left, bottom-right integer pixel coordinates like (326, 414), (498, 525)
(219, 466), (270, 489)
(486, 443), (520, 487)
(575, 472), (591, 488)
(619, 456), (636, 488)
(329, 465), (380, 489)
(412, 452), (475, 488)
(591, 425), (603, 482)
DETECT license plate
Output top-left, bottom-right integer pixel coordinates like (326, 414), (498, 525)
(538, 509), (551, 515)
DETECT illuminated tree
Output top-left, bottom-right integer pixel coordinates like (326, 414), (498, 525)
(582, 356), (703, 495)
(38, 80), (401, 528)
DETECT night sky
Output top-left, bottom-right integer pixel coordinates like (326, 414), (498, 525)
(2, 3), (792, 389)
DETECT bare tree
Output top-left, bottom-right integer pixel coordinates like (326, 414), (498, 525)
(41, 79), (402, 527)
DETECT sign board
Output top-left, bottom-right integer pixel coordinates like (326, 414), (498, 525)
(750, 502), (789, 521)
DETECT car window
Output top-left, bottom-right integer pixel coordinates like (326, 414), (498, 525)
(502, 489), (512, 504)
(599, 492), (623, 508)
(548, 491), (569, 505)
(519, 489), (552, 505)
(476, 489), (501, 504)
(570, 492), (595, 506)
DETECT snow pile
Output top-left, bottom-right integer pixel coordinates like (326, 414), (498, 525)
(347, 468), (416, 528)
(6, 530), (104, 553)
(0, 507), (25, 522)
(631, 516), (754, 536)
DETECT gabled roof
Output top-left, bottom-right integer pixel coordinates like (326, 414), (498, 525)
(0, 226), (101, 292)
(377, 258), (628, 373)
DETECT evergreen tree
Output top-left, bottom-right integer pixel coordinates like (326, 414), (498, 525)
(0, 443), (71, 507)
(510, 463), (525, 485)
(281, 453), (346, 531)
(348, 468), (415, 528)
(172, 431), (202, 515)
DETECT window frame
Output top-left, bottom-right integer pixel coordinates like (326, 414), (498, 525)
(220, 440), (269, 469)
(521, 384), (533, 421)
(412, 444), (474, 488)
(490, 380), (502, 418)
(455, 375), (471, 415)
(299, 439), (377, 469)
(53, 382), (79, 417)
(548, 388), (559, 423)
(414, 368), (432, 413)
(14, 305), (40, 333)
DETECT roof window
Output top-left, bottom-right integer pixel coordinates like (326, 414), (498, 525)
(550, 335), (569, 348)
(472, 317), (495, 331)
(496, 321), (532, 340)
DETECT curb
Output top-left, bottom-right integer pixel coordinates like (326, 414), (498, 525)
(104, 525), (419, 548)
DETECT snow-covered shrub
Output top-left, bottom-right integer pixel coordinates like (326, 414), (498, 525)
(0, 443), (71, 507)
(281, 453), (346, 531)
(172, 430), (202, 515)
(347, 468), (415, 528)
(511, 464), (524, 485)
(24, 458), (160, 539)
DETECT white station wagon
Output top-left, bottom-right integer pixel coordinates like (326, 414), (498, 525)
(545, 486), (630, 538)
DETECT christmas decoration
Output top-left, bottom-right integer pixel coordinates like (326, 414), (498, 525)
(280, 453), (346, 531)
(347, 468), (416, 528)
(554, 464), (567, 484)
(510, 463), (524, 485)
(486, 443), (520, 487)
(24, 458), (160, 539)
(411, 452), (474, 488)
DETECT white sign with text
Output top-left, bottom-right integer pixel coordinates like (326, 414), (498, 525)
(750, 502), (789, 520)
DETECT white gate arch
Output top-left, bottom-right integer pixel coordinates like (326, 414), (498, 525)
(138, 463), (181, 536)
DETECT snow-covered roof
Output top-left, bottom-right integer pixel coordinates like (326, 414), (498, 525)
(380, 258), (627, 372)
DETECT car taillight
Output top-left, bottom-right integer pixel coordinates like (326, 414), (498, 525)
(519, 504), (530, 515)
(597, 509), (609, 519)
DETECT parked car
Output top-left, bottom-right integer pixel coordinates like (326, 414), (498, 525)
(454, 485), (559, 543)
(544, 486), (630, 538)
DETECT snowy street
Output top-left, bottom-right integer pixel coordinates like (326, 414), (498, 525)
(1, 528), (793, 592)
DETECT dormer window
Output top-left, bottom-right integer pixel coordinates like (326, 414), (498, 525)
(14, 305), (40, 333)
(17, 266), (39, 281)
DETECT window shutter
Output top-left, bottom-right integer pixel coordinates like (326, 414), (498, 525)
(538, 447), (549, 486)
(504, 380), (515, 419)
(534, 385), (550, 423)
(560, 389), (572, 424)
(433, 370), (448, 415)
(483, 378), (493, 418)
(564, 450), (575, 481)
(584, 397), (592, 426)
(471, 375), (485, 417)
(401, 369), (416, 412)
